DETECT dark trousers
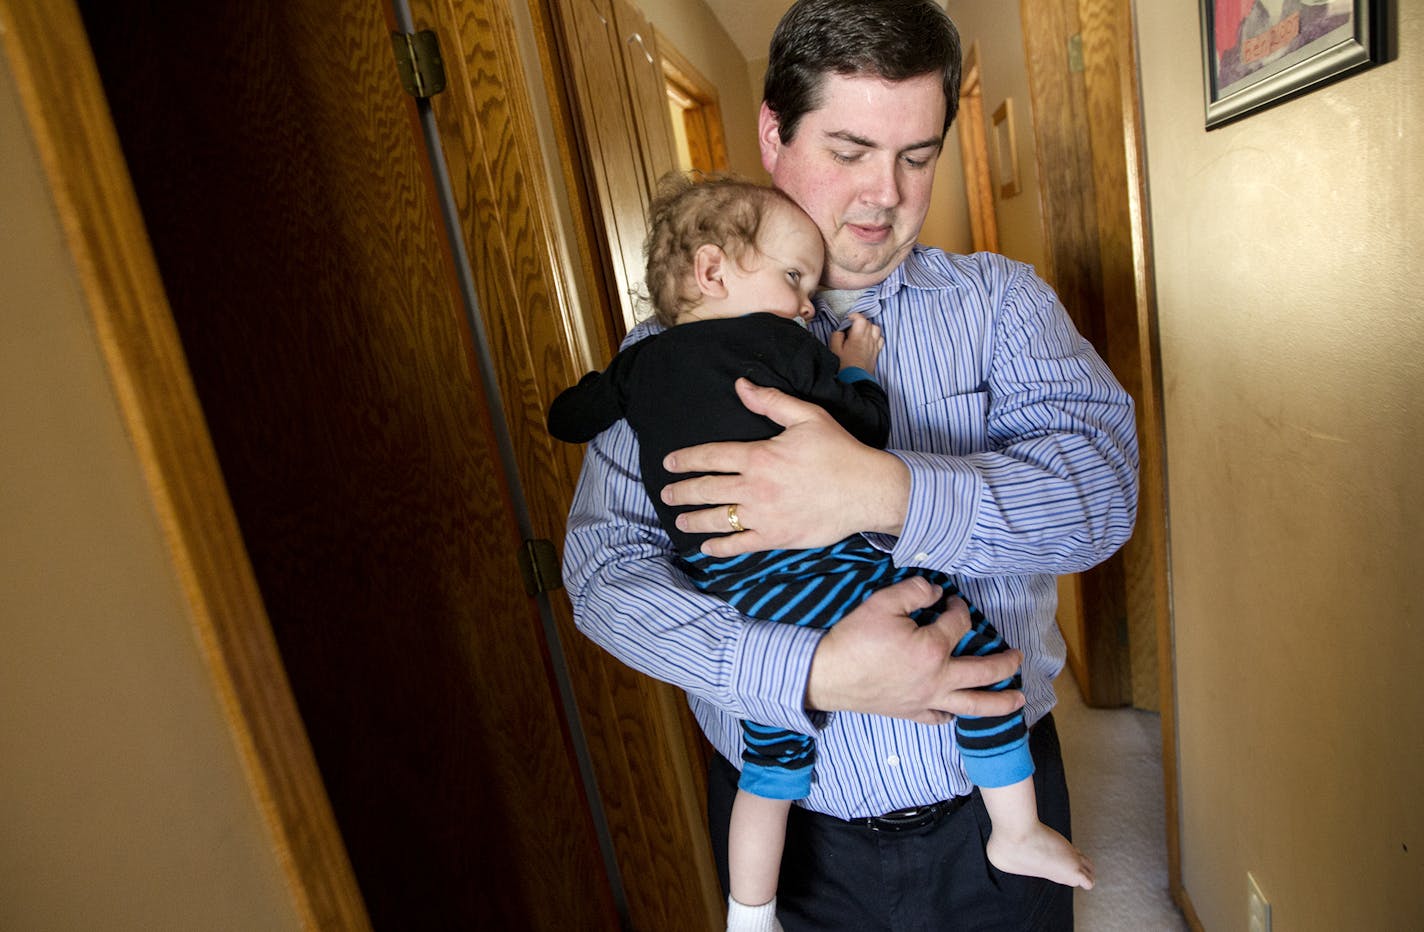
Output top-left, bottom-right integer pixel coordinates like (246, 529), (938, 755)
(708, 714), (1074, 931)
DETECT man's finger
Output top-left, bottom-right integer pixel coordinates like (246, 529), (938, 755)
(731, 377), (824, 428)
(661, 440), (750, 478)
(857, 575), (945, 617)
(698, 529), (769, 558)
(944, 648), (1023, 689)
(939, 685), (1026, 719)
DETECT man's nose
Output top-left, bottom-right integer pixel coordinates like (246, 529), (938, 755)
(860, 157), (902, 209)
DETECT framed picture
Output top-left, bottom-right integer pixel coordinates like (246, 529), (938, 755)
(1200, 0), (1392, 128)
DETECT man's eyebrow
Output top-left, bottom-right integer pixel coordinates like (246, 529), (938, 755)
(824, 130), (943, 153)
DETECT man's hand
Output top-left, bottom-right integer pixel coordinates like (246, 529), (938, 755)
(806, 577), (1025, 723)
(662, 378), (910, 557)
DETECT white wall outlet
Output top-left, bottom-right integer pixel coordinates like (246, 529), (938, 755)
(1247, 871), (1272, 932)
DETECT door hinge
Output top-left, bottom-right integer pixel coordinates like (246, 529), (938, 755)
(517, 538), (563, 596)
(390, 29), (447, 99)
(1067, 33), (1085, 74)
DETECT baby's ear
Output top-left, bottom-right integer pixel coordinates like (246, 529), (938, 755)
(693, 243), (728, 298)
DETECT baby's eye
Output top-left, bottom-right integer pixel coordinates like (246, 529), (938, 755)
(786, 270), (801, 284)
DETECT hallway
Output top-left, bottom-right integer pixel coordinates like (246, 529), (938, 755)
(1056, 672), (1186, 930)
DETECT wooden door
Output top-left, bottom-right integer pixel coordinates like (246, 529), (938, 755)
(73, 1), (618, 928)
(1019, 0), (1180, 901)
(407, 1), (725, 928)
(547, 0), (683, 333)
(612, 0), (680, 190)
(660, 35), (732, 175)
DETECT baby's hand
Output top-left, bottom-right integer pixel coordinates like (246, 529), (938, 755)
(829, 313), (884, 375)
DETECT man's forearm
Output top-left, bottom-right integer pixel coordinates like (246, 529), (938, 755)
(562, 420), (826, 736)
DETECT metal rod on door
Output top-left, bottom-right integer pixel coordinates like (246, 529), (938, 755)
(389, 2), (632, 926)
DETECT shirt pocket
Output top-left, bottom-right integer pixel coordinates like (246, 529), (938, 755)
(906, 389), (990, 456)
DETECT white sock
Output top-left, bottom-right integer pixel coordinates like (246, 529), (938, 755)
(725, 895), (782, 932)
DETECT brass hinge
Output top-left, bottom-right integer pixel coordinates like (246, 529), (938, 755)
(390, 30), (447, 99)
(517, 538), (563, 596)
(1067, 33), (1085, 74)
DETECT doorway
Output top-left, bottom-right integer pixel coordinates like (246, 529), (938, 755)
(71, 1), (620, 927)
(956, 41), (1001, 253)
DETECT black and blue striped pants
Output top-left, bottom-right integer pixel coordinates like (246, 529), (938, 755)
(680, 535), (1030, 799)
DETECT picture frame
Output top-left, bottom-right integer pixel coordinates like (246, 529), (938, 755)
(1200, 0), (1392, 129)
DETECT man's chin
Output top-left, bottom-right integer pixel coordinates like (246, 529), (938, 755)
(825, 242), (910, 288)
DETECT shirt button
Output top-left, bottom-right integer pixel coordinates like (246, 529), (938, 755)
(913, 552), (930, 564)
(886, 754), (901, 767)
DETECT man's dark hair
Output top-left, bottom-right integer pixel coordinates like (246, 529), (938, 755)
(763, 0), (962, 143)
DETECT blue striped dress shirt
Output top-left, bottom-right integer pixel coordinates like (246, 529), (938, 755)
(562, 247), (1139, 820)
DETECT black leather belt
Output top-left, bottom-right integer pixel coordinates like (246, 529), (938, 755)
(861, 793), (973, 833)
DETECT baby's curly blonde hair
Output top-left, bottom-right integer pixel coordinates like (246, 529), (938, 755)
(644, 172), (803, 328)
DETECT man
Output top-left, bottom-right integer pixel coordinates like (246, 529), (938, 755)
(562, 0), (1138, 927)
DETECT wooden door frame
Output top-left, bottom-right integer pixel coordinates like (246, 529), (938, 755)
(657, 32), (730, 174)
(0, 2), (370, 927)
(1019, 0), (1181, 908)
(956, 41), (1000, 253)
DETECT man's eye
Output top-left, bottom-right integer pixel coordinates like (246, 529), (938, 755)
(831, 151), (860, 164)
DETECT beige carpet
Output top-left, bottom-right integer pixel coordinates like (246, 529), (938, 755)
(1055, 671), (1189, 930)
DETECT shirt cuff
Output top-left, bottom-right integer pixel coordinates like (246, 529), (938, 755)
(731, 618), (826, 736)
(883, 449), (983, 570)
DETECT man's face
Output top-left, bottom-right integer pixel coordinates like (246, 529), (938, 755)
(759, 71), (947, 290)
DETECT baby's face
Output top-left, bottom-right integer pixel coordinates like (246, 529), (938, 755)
(715, 202), (825, 324)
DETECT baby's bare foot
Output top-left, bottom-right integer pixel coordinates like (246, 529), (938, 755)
(986, 823), (1095, 889)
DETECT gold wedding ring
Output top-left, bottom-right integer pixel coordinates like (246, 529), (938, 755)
(726, 504), (746, 533)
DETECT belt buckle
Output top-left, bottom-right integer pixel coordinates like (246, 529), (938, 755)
(865, 795), (967, 833)
(866, 803), (939, 833)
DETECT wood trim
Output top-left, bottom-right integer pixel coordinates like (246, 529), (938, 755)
(1109, 0), (1181, 899)
(956, 42), (1000, 253)
(1078, 0), (1179, 894)
(0, 3), (369, 929)
(523, 0), (625, 355)
(1020, 0), (1181, 904)
(990, 97), (1022, 198)
(1177, 884), (1206, 931)
(657, 30), (729, 172)
(1020, 0), (1133, 710)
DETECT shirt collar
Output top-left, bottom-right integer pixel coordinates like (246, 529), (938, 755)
(813, 245), (963, 324)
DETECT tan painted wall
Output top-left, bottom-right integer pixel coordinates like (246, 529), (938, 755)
(0, 53), (302, 932)
(638, 0), (763, 177)
(1136, 4), (1424, 930)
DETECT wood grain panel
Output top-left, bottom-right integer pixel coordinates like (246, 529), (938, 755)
(71, 0), (616, 927)
(1082, 0), (1180, 894)
(612, 0), (679, 188)
(414, 0), (721, 927)
(548, 0), (656, 330)
(1021, 0), (1132, 709)
(1079, 0), (1161, 713)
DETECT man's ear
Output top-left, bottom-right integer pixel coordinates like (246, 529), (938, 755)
(693, 243), (729, 298)
(758, 102), (783, 175)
